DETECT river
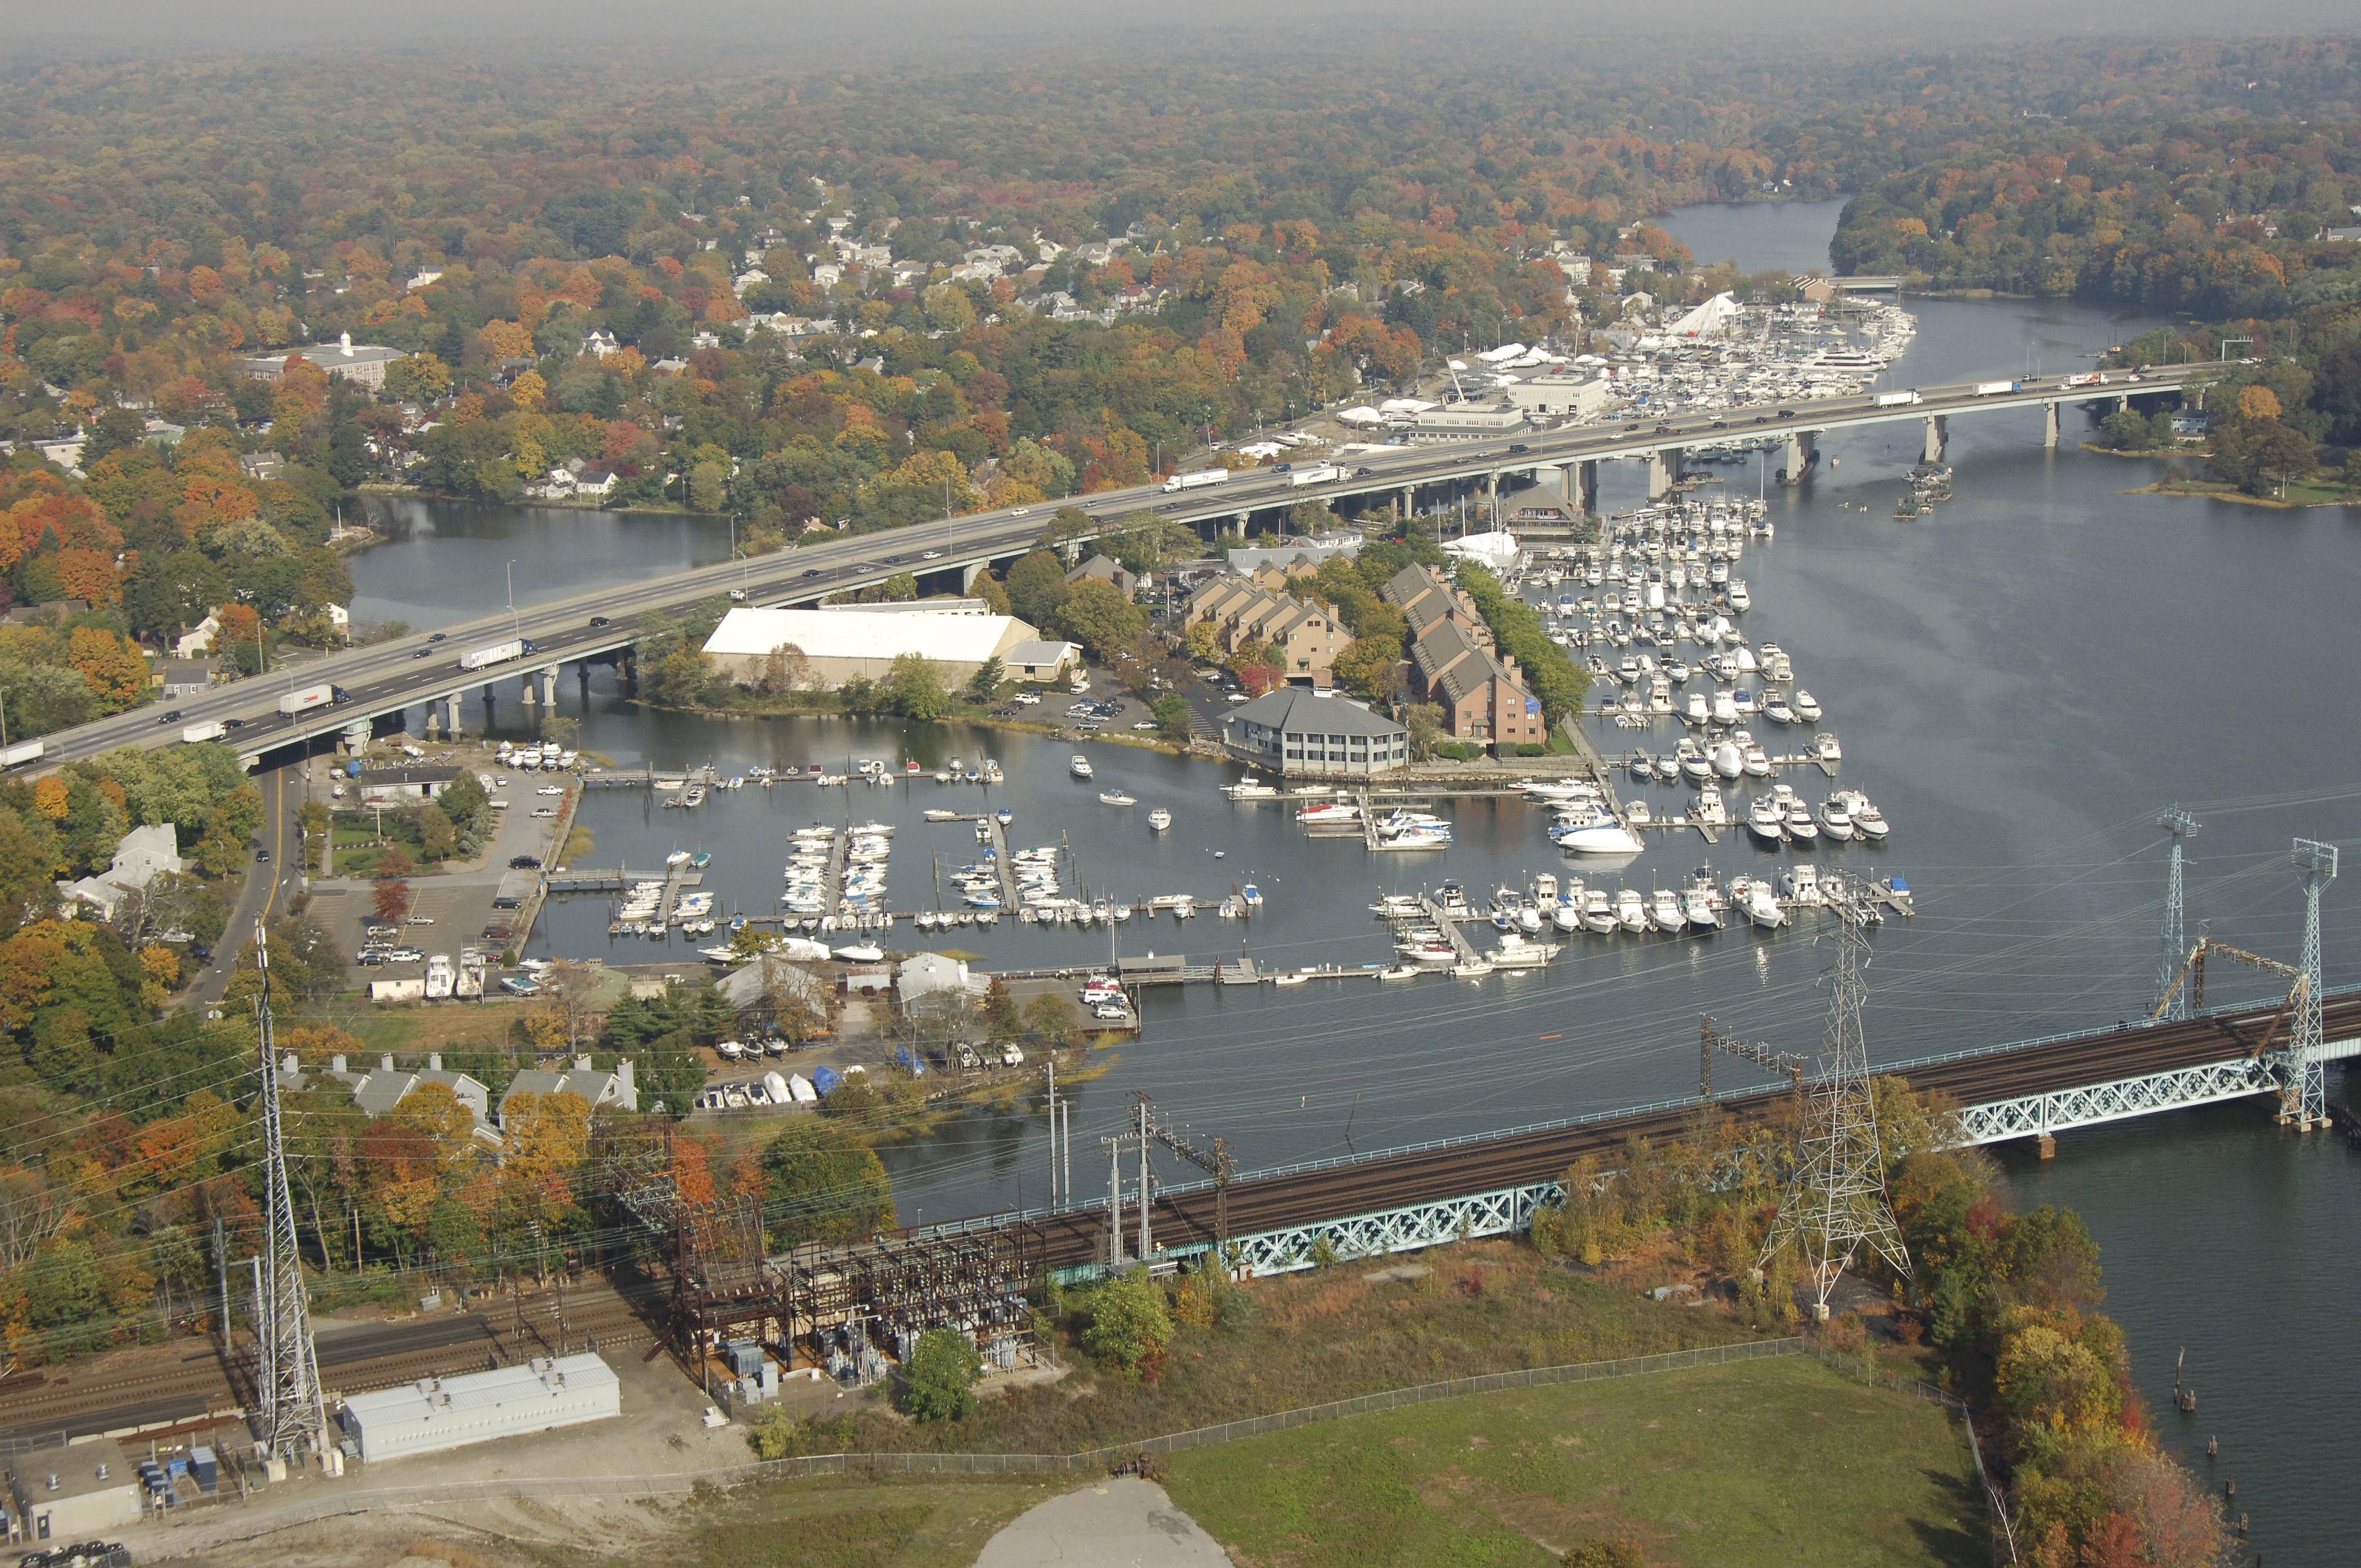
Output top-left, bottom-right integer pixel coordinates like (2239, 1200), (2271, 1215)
(350, 202), (2359, 1561)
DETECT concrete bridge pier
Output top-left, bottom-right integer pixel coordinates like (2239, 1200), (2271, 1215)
(1400, 486), (1415, 523)
(341, 720), (372, 756)
(2043, 401), (2061, 449)
(538, 667), (558, 707)
(1576, 460), (1598, 516)
(1921, 415), (1947, 464)
(961, 560), (987, 594)
(1778, 429), (1818, 486)
(1645, 447), (1684, 502)
(442, 693), (464, 738)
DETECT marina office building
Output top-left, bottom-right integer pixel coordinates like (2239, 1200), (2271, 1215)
(1221, 687), (1408, 778)
(701, 606), (1048, 689)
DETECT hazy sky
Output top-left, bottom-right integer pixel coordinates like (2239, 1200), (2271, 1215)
(8, 0), (2354, 58)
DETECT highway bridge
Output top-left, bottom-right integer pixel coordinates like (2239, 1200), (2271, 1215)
(19, 364), (2207, 776)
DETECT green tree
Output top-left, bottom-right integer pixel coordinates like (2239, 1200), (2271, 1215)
(981, 977), (1022, 1043)
(1153, 692), (1193, 742)
(881, 652), (950, 720)
(758, 1120), (895, 1248)
(964, 656), (1004, 704)
(897, 1327), (983, 1422)
(1404, 702), (1444, 760)
(1024, 992), (1082, 1047)
(1003, 550), (1070, 627)
(417, 802), (458, 862)
(688, 460), (728, 513)
(1052, 578), (1147, 664)
(1332, 635), (1399, 701)
(1081, 1270), (1173, 1376)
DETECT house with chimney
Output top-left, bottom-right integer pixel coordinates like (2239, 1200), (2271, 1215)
(1383, 564), (1546, 750)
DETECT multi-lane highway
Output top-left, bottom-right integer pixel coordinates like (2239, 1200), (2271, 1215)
(18, 363), (2205, 775)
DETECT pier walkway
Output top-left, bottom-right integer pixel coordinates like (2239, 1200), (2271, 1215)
(1417, 894), (1483, 966)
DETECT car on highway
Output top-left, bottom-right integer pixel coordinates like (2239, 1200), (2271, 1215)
(920, 550), (943, 560)
(802, 568), (822, 578)
(222, 717), (245, 728)
(159, 709), (183, 724)
(1710, 420), (1728, 429)
(1777, 409), (1797, 418)
(412, 649), (431, 658)
(590, 616), (610, 626)
(1354, 465), (1377, 476)
(428, 632), (446, 641)
(1012, 507), (1031, 515)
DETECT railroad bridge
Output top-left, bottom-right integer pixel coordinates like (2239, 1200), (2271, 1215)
(654, 985), (2359, 1369)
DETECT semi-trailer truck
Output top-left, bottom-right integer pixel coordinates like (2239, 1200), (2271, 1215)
(1872, 391), (1921, 408)
(459, 638), (536, 671)
(1973, 380), (2021, 396)
(278, 682), (335, 716)
(181, 721), (227, 744)
(1161, 469), (1232, 493)
(1286, 462), (1343, 487)
(1, 740), (43, 769)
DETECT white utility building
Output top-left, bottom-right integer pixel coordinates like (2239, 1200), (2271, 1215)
(340, 1353), (621, 1462)
(701, 606), (1044, 688)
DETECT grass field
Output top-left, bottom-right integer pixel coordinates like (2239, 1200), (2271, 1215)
(1160, 1355), (1984, 1568)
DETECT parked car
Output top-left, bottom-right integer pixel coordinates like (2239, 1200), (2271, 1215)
(1093, 1002), (1129, 1020)
(509, 854), (543, 869)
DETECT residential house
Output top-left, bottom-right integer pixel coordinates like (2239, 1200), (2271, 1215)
(581, 329), (622, 359)
(1380, 565), (1487, 643)
(499, 1056), (638, 1124)
(172, 612), (222, 658)
(717, 952), (832, 1029)
(56, 822), (184, 922)
(2, 599), (91, 628)
(1063, 554), (1139, 600)
(156, 658), (217, 698)
(1221, 687), (1407, 777)
(317, 1053), (500, 1148)
(1183, 577), (1343, 687)
(240, 451), (287, 482)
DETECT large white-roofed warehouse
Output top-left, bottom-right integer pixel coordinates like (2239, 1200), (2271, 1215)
(700, 606), (1047, 688)
(338, 1353), (621, 1462)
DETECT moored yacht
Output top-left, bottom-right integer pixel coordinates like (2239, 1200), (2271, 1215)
(1818, 797), (1856, 841)
(1070, 754), (1095, 780)
(1792, 690), (1823, 722)
(1747, 796), (1785, 845)
(1785, 801), (1820, 843)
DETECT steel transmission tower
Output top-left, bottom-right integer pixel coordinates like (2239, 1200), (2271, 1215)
(251, 923), (325, 1464)
(2283, 840), (2338, 1128)
(2155, 808), (2200, 1020)
(1760, 921), (1910, 1320)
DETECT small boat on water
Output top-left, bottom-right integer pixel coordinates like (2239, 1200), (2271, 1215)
(1242, 884), (1263, 908)
(1785, 802), (1820, 843)
(1225, 775), (1280, 800)
(1070, 755), (1095, 780)
(1819, 797), (1856, 841)
(665, 850), (693, 868)
(1793, 690), (1824, 723)
(1746, 797), (1785, 845)
(1148, 808), (1172, 831)
(1813, 732), (1843, 763)
(1098, 790), (1137, 807)
(923, 808), (959, 822)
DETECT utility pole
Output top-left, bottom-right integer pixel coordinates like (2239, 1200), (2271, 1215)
(251, 923), (326, 1466)
(1046, 1059), (1058, 1206)
(2155, 808), (2200, 1020)
(2283, 840), (2338, 1129)
(1758, 922), (1910, 1321)
(1134, 1092), (1153, 1262)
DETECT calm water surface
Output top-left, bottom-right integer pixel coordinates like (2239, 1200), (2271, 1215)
(347, 204), (2361, 1560)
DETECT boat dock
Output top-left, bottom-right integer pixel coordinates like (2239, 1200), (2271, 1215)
(659, 859), (698, 924)
(1417, 894), (1484, 966)
(546, 865), (706, 895)
(978, 815), (1021, 906)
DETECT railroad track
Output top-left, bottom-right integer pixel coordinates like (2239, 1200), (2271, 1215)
(0, 1284), (668, 1445)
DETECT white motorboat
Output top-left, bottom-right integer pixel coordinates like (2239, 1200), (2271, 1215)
(1580, 889), (1618, 933)
(1727, 580), (1751, 612)
(1679, 743), (1713, 784)
(1552, 902), (1585, 933)
(1693, 786), (1729, 827)
(1070, 754), (1095, 780)
(1682, 883), (1721, 932)
(1098, 790), (1136, 807)
(1296, 801), (1359, 824)
(1739, 878), (1786, 929)
(1780, 863), (1824, 905)
(1819, 797), (1856, 841)
(1785, 802), (1820, 843)
(1225, 775), (1280, 800)
(922, 808), (959, 822)
(1625, 799), (1652, 827)
(1630, 754), (1655, 782)
(1813, 732), (1843, 763)
(1761, 699), (1796, 725)
(1837, 791), (1888, 842)
(1148, 808), (1173, 831)
(1684, 692), (1710, 724)
(1555, 810), (1644, 856)
(1710, 690), (1739, 725)
(1614, 887), (1650, 933)
(1650, 888), (1687, 933)
(1742, 742), (1771, 778)
(1793, 690), (1823, 722)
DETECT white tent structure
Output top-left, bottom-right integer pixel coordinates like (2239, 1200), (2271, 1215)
(1441, 530), (1522, 576)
